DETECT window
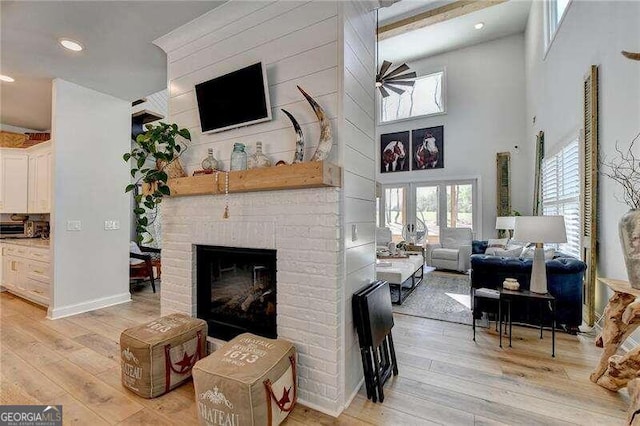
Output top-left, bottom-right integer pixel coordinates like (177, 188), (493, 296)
(545, 0), (571, 51)
(379, 71), (444, 123)
(542, 139), (580, 257)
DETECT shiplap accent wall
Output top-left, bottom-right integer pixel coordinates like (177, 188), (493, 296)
(155, 1), (340, 172)
(340, 0), (377, 406)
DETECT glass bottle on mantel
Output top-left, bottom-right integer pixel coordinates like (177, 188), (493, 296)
(247, 141), (272, 169)
(230, 143), (247, 171)
(201, 148), (218, 171)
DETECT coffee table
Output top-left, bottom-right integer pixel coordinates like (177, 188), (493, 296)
(375, 254), (432, 305)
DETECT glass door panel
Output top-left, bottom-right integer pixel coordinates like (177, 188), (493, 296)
(415, 185), (439, 245)
(383, 186), (407, 244)
(446, 184), (473, 229)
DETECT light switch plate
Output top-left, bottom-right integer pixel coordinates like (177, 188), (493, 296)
(67, 220), (81, 231)
(351, 224), (358, 242)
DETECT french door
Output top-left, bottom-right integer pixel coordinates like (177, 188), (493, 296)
(380, 180), (478, 245)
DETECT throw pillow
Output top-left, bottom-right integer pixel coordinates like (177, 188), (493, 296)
(492, 247), (523, 258)
(484, 238), (508, 255)
(521, 246), (555, 260)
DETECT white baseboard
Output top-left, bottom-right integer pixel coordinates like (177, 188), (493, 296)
(47, 292), (131, 319)
(344, 378), (364, 408)
(296, 398), (342, 418)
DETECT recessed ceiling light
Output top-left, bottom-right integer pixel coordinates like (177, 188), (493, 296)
(475, 22), (485, 30)
(0, 75), (15, 83)
(59, 38), (84, 52)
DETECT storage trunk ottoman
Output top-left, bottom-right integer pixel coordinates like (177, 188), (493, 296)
(193, 333), (297, 426)
(120, 313), (207, 398)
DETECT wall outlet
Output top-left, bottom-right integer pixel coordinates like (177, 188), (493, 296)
(67, 220), (81, 231)
(104, 220), (120, 230)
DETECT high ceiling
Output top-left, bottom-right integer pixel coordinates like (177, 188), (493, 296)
(378, 0), (531, 65)
(0, 1), (225, 131)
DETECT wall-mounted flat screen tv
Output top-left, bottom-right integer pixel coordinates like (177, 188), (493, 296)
(195, 62), (272, 134)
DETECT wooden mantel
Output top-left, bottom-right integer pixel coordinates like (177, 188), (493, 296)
(166, 161), (341, 197)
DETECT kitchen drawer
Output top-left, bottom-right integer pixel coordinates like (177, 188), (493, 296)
(4, 245), (28, 258)
(26, 277), (49, 299)
(26, 260), (50, 284)
(27, 247), (50, 263)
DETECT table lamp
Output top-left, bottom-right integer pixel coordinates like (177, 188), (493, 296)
(513, 216), (567, 294)
(495, 216), (516, 238)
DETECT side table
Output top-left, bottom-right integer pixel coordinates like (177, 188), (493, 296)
(499, 289), (556, 357)
(590, 278), (640, 391)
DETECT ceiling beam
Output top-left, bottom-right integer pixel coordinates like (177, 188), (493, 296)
(378, 0), (508, 41)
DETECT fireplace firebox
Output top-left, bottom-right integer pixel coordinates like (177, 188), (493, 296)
(196, 245), (277, 341)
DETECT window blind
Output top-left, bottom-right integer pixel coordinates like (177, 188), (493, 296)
(542, 139), (581, 257)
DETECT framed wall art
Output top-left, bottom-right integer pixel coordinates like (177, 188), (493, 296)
(380, 131), (409, 173)
(412, 126), (444, 170)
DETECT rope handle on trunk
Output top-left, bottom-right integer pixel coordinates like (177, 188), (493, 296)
(263, 354), (297, 412)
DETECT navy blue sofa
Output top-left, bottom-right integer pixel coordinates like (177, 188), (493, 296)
(470, 241), (586, 332)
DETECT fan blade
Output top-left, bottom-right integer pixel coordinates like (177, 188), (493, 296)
(377, 60), (392, 81)
(383, 63), (410, 79)
(386, 80), (415, 87)
(379, 85), (391, 98)
(383, 84), (405, 95)
(384, 72), (417, 82)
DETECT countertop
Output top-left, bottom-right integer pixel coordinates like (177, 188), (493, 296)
(0, 238), (50, 248)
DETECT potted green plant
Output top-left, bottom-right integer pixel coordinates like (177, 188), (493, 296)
(124, 122), (191, 243)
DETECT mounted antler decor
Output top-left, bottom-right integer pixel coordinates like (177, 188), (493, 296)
(622, 51), (640, 61)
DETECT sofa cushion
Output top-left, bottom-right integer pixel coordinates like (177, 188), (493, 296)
(432, 248), (459, 261)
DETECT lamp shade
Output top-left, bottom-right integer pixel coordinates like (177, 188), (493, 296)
(495, 216), (516, 230)
(513, 216), (567, 243)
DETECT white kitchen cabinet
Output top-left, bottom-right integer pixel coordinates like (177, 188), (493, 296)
(27, 142), (52, 213)
(1, 242), (50, 306)
(0, 149), (29, 213)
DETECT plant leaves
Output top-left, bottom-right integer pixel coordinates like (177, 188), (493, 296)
(137, 157), (145, 169)
(179, 129), (191, 140)
(125, 184), (136, 193)
(134, 207), (145, 215)
(123, 153), (131, 162)
(131, 168), (138, 178)
(159, 185), (170, 195)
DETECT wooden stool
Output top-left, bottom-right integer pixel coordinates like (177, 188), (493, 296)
(120, 313), (207, 398)
(193, 333), (297, 426)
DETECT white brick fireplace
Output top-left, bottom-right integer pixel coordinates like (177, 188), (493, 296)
(160, 188), (344, 412)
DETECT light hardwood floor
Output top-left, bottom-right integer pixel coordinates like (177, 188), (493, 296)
(0, 286), (628, 425)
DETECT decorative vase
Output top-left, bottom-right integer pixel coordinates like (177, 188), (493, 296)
(619, 209), (640, 289)
(247, 141), (271, 169)
(230, 143), (247, 171)
(201, 148), (218, 171)
(156, 159), (187, 178)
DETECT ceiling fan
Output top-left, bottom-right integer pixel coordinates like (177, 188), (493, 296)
(375, 61), (417, 98)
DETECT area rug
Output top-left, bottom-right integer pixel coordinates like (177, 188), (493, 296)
(392, 270), (473, 325)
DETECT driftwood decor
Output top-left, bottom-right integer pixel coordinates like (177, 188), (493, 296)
(591, 279), (640, 397)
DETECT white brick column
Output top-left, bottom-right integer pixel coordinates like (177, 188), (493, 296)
(160, 187), (344, 413)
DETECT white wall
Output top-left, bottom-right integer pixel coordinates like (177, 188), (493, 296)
(155, 1), (341, 173)
(49, 79), (131, 318)
(376, 34), (529, 240)
(525, 0), (640, 313)
(340, 0), (377, 408)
